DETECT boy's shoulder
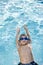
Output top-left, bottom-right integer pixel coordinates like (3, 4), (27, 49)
(28, 44), (32, 50)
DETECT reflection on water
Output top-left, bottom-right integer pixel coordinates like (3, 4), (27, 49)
(0, 0), (43, 65)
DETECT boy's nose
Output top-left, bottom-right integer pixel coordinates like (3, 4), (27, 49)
(22, 40), (27, 42)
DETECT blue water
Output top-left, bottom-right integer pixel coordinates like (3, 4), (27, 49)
(0, 0), (43, 65)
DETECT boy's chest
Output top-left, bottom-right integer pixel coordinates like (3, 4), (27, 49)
(19, 46), (31, 54)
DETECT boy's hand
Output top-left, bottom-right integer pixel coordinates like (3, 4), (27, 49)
(16, 27), (20, 33)
(23, 25), (27, 29)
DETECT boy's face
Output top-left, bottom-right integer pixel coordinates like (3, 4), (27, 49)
(19, 35), (30, 46)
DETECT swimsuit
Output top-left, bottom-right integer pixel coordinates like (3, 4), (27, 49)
(18, 61), (38, 65)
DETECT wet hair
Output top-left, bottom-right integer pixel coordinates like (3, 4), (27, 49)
(19, 34), (27, 38)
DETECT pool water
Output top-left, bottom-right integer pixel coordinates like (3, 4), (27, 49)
(0, 0), (43, 65)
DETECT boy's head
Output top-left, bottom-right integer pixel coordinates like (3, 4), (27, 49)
(18, 34), (31, 46)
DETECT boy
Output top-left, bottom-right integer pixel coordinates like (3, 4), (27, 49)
(16, 25), (38, 65)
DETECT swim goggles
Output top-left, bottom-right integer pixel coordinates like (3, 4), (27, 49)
(19, 37), (30, 41)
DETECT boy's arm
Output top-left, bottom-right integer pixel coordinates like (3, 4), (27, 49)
(16, 27), (20, 48)
(23, 25), (31, 42)
(23, 25), (30, 37)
